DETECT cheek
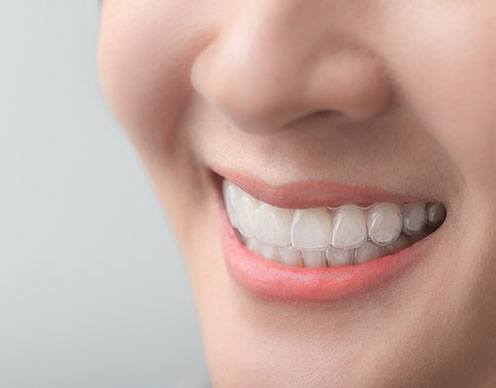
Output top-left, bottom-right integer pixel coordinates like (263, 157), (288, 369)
(385, 4), (496, 188)
(97, 1), (213, 156)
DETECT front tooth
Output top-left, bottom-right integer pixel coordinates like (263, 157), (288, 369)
(291, 208), (332, 250)
(367, 203), (402, 245)
(331, 205), (367, 249)
(235, 191), (259, 238)
(254, 204), (292, 246)
(403, 203), (427, 235)
(223, 180), (241, 228)
(279, 246), (303, 267)
(426, 203), (446, 226)
(260, 243), (281, 262)
(325, 247), (353, 267)
(354, 242), (386, 264)
(302, 251), (326, 268)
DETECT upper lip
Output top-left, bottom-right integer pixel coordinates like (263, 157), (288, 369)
(212, 167), (425, 209)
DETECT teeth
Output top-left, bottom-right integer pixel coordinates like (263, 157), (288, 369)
(367, 203), (402, 245)
(260, 243), (281, 262)
(279, 246), (303, 267)
(326, 246), (354, 267)
(331, 205), (368, 249)
(223, 180), (241, 229)
(426, 203), (446, 226)
(223, 180), (446, 268)
(403, 203), (427, 235)
(291, 208), (332, 250)
(223, 181), (259, 238)
(254, 203), (292, 246)
(384, 234), (410, 255)
(236, 191), (258, 238)
(245, 237), (260, 254)
(301, 250), (326, 268)
(354, 242), (386, 264)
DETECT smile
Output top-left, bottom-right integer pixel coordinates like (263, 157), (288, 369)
(223, 180), (446, 268)
(214, 171), (447, 302)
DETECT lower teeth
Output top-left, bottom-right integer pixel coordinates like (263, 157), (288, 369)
(241, 232), (426, 268)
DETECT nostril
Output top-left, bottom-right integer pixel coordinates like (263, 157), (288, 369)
(283, 109), (340, 129)
(313, 109), (339, 118)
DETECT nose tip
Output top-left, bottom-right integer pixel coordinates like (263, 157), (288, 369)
(191, 5), (393, 134)
(191, 39), (310, 132)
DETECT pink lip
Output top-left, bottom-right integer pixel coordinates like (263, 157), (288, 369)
(211, 169), (437, 303)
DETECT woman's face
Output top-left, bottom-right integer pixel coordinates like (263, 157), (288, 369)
(98, 1), (496, 386)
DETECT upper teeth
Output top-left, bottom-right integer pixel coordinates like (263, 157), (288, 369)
(292, 208), (333, 250)
(223, 180), (446, 266)
(331, 205), (369, 249)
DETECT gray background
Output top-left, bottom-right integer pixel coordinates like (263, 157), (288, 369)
(0, 2), (208, 387)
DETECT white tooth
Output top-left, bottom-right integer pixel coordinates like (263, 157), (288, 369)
(245, 238), (261, 255)
(384, 234), (410, 255)
(403, 203), (427, 235)
(235, 192), (259, 238)
(331, 205), (367, 249)
(354, 242), (386, 264)
(290, 208), (332, 250)
(223, 180), (241, 228)
(259, 243), (280, 262)
(254, 204), (292, 246)
(325, 247), (354, 267)
(367, 203), (402, 245)
(302, 251), (326, 268)
(426, 203), (446, 226)
(279, 246), (303, 267)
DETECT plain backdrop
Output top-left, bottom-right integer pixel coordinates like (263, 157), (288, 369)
(0, 2), (208, 387)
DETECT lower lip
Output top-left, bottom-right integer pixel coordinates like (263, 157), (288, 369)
(219, 203), (433, 303)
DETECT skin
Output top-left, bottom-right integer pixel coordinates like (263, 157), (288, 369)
(98, 1), (496, 387)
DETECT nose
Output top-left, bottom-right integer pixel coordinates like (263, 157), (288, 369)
(191, 1), (393, 134)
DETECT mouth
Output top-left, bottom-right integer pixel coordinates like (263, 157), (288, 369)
(211, 169), (447, 303)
